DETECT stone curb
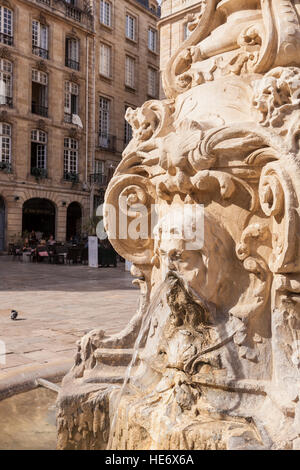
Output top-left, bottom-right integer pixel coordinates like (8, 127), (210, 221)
(0, 360), (72, 401)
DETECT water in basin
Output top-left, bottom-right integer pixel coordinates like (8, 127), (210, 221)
(0, 387), (57, 450)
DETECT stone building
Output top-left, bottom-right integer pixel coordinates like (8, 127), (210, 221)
(0, 0), (160, 250)
(158, 0), (198, 97)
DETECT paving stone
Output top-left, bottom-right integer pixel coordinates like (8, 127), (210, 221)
(0, 257), (139, 382)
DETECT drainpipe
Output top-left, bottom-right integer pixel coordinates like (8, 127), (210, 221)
(89, 34), (96, 217)
(85, 35), (89, 184)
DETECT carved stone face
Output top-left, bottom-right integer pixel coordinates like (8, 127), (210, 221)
(153, 209), (238, 311)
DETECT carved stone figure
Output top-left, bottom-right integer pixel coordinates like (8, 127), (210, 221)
(57, 0), (300, 450)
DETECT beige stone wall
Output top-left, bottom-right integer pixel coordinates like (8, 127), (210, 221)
(93, 0), (160, 183)
(0, 0), (160, 248)
(159, 0), (200, 98)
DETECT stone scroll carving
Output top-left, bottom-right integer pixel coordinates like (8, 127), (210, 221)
(57, 0), (300, 450)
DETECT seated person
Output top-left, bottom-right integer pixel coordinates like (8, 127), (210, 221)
(47, 235), (56, 245)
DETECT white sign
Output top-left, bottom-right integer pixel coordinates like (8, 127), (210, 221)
(88, 236), (98, 268)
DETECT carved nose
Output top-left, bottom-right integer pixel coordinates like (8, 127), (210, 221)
(168, 260), (176, 271)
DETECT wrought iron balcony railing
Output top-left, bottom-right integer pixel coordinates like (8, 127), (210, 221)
(0, 96), (12, 107)
(0, 161), (12, 173)
(134, 0), (161, 17)
(31, 167), (48, 179)
(64, 113), (72, 123)
(32, 45), (49, 60)
(98, 134), (116, 152)
(65, 57), (80, 71)
(32, 103), (48, 117)
(0, 33), (13, 46)
(64, 171), (79, 183)
(90, 173), (107, 186)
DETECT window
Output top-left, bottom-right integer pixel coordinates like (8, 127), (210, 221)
(148, 27), (157, 53)
(32, 69), (48, 117)
(184, 23), (192, 41)
(31, 129), (47, 177)
(125, 56), (135, 89)
(0, 6), (13, 46)
(64, 81), (79, 122)
(32, 20), (49, 59)
(95, 160), (104, 174)
(0, 59), (12, 106)
(65, 37), (79, 71)
(64, 137), (78, 179)
(124, 105), (133, 144)
(100, 0), (112, 27)
(148, 67), (157, 97)
(99, 97), (114, 149)
(100, 43), (111, 78)
(0, 123), (11, 166)
(126, 14), (136, 41)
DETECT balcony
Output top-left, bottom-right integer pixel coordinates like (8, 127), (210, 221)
(0, 161), (12, 173)
(98, 134), (116, 152)
(0, 96), (13, 107)
(0, 33), (13, 46)
(66, 4), (82, 22)
(32, 103), (48, 117)
(65, 57), (80, 71)
(34, 0), (93, 30)
(31, 167), (48, 179)
(64, 171), (79, 183)
(90, 173), (107, 186)
(64, 113), (72, 123)
(32, 46), (49, 60)
(134, 0), (161, 17)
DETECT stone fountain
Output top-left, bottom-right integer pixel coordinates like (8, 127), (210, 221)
(57, 0), (300, 450)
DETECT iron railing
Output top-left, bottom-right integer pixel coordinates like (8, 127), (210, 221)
(0, 161), (12, 173)
(31, 167), (48, 179)
(32, 45), (49, 60)
(32, 103), (48, 117)
(134, 0), (161, 17)
(64, 171), (79, 183)
(90, 173), (107, 186)
(0, 33), (13, 46)
(65, 57), (80, 71)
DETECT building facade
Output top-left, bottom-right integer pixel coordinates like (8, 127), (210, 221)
(0, 0), (160, 250)
(158, 0), (199, 97)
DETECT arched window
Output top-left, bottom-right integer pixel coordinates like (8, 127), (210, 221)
(0, 122), (11, 171)
(64, 137), (78, 181)
(0, 59), (12, 106)
(31, 129), (47, 178)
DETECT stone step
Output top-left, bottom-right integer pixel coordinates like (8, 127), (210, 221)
(94, 348), (137, 366)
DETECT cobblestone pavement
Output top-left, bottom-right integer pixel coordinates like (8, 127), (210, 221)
(0, 256), (139, 386)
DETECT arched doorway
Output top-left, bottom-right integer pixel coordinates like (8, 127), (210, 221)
(22, 198), (56, 238)
(66, 202), (82, 240)
(0, 196), (5, 251)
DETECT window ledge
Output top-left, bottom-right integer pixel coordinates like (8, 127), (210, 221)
(125, 85), (136, 93)
(99, 73), (113, 82)
(100, 22), (113, 32)
(125, 37), (138, 46)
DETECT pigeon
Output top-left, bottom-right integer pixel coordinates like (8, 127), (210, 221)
(10, 310), (18, 321)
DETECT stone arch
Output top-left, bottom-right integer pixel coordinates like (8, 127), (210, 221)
(66, 201), (82, 241)
(22, 197), (56, 239)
